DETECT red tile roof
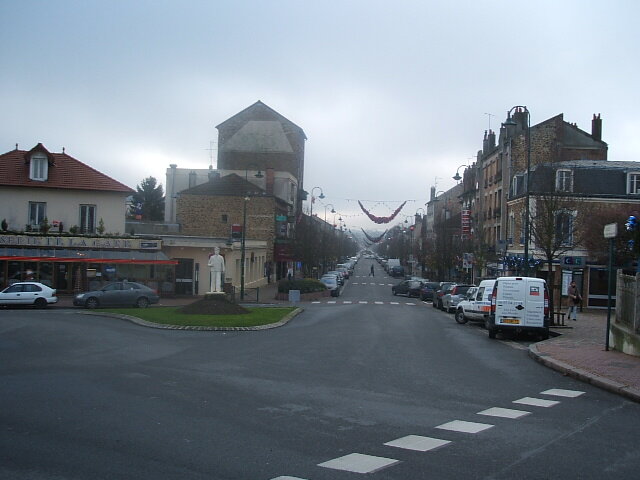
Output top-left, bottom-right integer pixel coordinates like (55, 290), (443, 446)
(0, 143), (134, 193)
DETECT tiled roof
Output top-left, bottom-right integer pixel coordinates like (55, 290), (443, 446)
(0, 144), (134, 193)
(179, 173), (267, 196)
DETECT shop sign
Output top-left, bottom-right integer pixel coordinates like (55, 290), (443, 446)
(0, 234), (161, 250)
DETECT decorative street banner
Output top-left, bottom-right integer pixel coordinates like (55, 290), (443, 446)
(358, 200), (407, 224)
(361, 228), (388, 244)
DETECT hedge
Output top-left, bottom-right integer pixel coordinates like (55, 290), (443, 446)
(277, 278), (327, 294)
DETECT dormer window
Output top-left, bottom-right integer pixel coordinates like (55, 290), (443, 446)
(628, 172), (640, 194)
(556, 169), (573, 192)
(30, 153), (48, 181)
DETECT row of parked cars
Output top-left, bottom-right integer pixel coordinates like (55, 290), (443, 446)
(319, 257), (359, 297)
(392, 276), (551, 340)
(0, 281), (160, 309)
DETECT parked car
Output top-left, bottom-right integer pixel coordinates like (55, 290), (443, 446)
(326, 270), (345, 286)
(74, 281), (160, 309)
(391, 279), (424, 297)
(442, 284), (476, 313)
(0, 282), (58, 308)
(419, 281), (441, 302)
(336, 266), (350, 279)
(433, 282), (455, 309)
(390, 265), (405, 277)
(320, 274), (340, 297)
(454, 280), (496, 324)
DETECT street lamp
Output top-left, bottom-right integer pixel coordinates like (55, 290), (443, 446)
(310, 186), (325, 217)
(452, 164), (469, 182)
(503, 105), (531, 275)
(241, 166), (264, 300)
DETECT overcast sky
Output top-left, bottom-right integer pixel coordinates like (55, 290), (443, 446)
(2, 0), (639, 232)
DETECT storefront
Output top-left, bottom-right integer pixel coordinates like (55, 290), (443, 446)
(0, 234), (177, 295)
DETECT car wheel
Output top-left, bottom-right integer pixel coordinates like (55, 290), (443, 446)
(34, 297), (48, 309)
(455, 309), (468, 324)
(432, 299), (438, 308)
(136, 297), (150, 308)
(392, 290), (397, 296)
(485, 318), (496, 338)
(85, 297), (99, 309)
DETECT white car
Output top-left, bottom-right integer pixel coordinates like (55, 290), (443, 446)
(0, 282), (58, 308)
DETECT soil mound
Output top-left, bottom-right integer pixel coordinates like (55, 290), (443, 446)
(178, 296), (250, 315)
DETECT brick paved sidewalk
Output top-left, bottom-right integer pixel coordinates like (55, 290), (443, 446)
(530, 310), (640, 403)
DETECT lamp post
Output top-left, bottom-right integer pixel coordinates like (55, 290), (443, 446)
(241, 166), (264, 300)
(310, 186), (325, 217)
(503, 106), (531, 276)
(452, 164), (469, 182)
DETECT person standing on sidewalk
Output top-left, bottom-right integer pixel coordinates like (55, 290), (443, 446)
(568, 280), (582, 321)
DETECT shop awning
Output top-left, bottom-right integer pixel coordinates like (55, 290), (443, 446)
(0, 247), (178, 264)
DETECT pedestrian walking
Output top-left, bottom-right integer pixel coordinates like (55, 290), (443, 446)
(370, 264), (375, 276)
(568, 280), (582, 321)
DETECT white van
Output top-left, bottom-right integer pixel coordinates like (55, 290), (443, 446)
(454, 279), (496, 324)
(486, 276), (549, 339)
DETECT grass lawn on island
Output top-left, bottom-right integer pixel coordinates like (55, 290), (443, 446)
(100, 306), (298, 328)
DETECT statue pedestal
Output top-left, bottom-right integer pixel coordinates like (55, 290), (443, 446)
(205, 292), (226, 300)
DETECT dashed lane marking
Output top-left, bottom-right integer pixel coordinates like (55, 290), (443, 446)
(477, 407), (531, 419)
(318, 453), (400, 474)
(271, 477), (307, 480)
(513, 397), (560, 408)
(384, 435), (451, 452)
(435, 420), (494, 434)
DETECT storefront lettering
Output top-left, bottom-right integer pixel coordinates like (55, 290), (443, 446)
(0, 235), (149, 249)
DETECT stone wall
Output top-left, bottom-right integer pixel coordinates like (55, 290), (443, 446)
(177, 194), (276, 262)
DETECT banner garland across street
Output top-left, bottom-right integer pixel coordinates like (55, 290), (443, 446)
(358, 200), (407, 224)
(361, 228), (388, 243)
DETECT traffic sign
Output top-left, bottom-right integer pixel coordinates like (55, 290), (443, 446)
(603, 222), (618, 239)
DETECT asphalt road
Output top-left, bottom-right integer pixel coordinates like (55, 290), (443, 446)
(1, 259), (639, 479)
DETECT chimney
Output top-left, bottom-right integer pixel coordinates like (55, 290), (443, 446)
(266, 167), (275, 195)
(482, 130), (489, 154)
(430, 186), (436, 201)
(488, 129), (496, 149)
(592, 113), (602, 141)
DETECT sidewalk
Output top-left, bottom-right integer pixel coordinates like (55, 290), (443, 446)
(530, 310), (640, 403)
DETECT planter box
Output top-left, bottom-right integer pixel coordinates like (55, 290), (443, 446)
(275, 290), (330, 301)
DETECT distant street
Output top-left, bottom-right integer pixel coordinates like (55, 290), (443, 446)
(1, 259), (639, 479)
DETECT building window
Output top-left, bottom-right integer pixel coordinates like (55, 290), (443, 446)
(29, 153), (48, 181)
(221, 214), (228, 223)
(28, 202), (46, 228)
(628, 172), (640, 194)
(555, 211), (575, 246)
(80, 205), (96, 233)
(556, 169), (573, 192)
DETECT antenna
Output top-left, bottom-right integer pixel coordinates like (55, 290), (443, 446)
(434, 176), (441, 190)
(484, 112), (495, 130)
(205, 140), (217, 168)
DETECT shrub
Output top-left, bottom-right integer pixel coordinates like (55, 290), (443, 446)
(277, 278), (327, 294)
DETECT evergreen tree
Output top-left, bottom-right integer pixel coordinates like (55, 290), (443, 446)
(130, 177), (165, 221)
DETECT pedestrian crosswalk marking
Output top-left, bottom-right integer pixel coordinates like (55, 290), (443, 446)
(318, 453), (400, 474)
(359, 301), (368, 304)
(477, 407), (530, 419)
(541, 388), (585, 398)
(375, 301), (384, 305)
(384, 435), (451, 452)
(436, 420), (494, 434)
(343, 301), (352, 304)
(513, 397), (560, 408)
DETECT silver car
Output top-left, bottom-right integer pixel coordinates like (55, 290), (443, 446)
(0, 282), (58, 308)
(74, 281), (159, 309)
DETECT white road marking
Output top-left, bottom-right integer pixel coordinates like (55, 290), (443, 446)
(384, 435), (451, 452)
(477, 407), (530, 419)
(311, 301), (321, 304)
(406, 303), (416, 306)
(513, 397), (560, 408)
(343, 301), (352, 304)
(436, 420), (494, 434)
(541, 388), (585, 398)
(271, 477), (307, 480)
(390, 302), (400, 305)
(318, 453), (400, 474)
(327, 301), (336, 304)
(375, 301), (384, 305)
(359, 301), (368, 304)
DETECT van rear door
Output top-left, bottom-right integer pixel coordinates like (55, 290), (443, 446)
(495, 278), (526, 326)
(523, 278), (545, 327)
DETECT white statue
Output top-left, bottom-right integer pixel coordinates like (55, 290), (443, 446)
(208, 247), (225, 292)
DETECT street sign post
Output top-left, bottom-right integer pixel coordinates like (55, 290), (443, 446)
(604, 222), (618, 351)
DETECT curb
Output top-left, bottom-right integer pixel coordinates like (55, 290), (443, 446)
(528, 342), (640, 404)
(76, 306), (304, 331)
